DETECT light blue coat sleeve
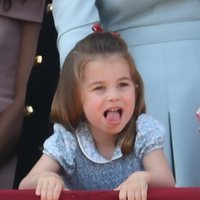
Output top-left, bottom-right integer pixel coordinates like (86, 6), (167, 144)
(52, 0), (100, 68)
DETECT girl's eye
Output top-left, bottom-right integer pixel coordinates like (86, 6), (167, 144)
(93, 86), (105, 91)
(119, 82), (129, 87)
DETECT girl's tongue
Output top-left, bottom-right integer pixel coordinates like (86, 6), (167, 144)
(106, 111), (121, 123)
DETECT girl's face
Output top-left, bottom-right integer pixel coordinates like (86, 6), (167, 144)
(81, 55), (136, 139)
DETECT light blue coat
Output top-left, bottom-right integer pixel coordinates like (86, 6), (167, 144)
(52, 0), (200, 186)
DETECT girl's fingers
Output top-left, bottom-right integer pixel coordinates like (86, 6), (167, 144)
(118, 188), (147, 200)
(40, 182), (48, 200)
(127, 190), (135, 200)
(141, 188), (147, 200)
(134, 190), (141, 200)
(114, 186), (119, 191)
(35, 180), (43, 196)
(35, 181), (62, 200)
(118, 188), (127, 200)
(46, 181), (55, 200)
(52, 184), (63, 200)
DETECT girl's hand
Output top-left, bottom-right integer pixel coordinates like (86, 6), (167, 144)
(35, 172), (65, 200)
(115, 172), (148, 200)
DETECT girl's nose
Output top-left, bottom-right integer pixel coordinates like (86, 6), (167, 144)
(107, 88), (120, 101)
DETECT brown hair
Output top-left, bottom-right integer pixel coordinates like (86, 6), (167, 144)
(51, 32), (146, 155)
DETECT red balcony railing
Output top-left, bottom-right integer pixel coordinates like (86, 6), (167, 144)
(0, 188), (200, 200)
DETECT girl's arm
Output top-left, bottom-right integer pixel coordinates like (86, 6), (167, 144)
(19, 154), (64, 200)
(142, 149), (175, 186)
(116, 149), (175, 200)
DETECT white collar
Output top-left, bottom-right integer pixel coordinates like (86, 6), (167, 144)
(75, 122), (122, 163)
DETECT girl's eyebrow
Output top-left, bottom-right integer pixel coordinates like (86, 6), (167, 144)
(86, 81), (104, 87)
(87, 76), (132, 86)
(118, 77), (132, 81)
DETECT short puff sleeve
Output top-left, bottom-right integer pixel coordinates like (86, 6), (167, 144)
(43, 123), (77, 175)
(134, 114), (165, 160)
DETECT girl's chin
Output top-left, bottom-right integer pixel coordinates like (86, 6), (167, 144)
(105, 124), (125, 134)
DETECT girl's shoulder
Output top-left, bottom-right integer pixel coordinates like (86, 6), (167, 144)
(134, 114), (165, 159)
(43, 123), (78, 159)
(43, 123), (78, 174)
(136, 113), (165, 136)
(51, 123), (77, 145)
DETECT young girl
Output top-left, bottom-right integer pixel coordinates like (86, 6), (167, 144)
(52, 0), (200, 187)
(19, 32), (175, 200)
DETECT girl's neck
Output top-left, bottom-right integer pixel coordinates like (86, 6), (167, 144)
(95, 141), (116, 160)
(90, 127), (117, 160)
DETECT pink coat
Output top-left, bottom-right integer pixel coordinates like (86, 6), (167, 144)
(0, 0), (45, 112)
(0, 0), (45, 188)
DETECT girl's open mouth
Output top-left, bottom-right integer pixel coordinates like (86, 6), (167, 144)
(104, 108), (123, 123)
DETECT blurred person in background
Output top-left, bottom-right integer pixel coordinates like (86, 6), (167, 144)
(0, 0), (45, 188)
